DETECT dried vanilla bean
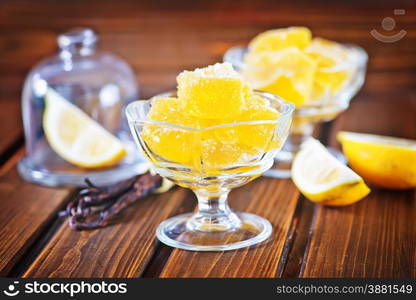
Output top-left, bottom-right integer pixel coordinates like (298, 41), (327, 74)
(62, 173), (163, 230)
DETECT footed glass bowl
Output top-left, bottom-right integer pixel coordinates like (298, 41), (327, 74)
(126, 91), (294, 251)
(224, 45), (368, 178)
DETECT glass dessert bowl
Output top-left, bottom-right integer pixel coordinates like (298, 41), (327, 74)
(224, 29), (368, 178)
(126, 90), (293, 251)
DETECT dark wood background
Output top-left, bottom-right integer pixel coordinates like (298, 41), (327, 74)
(0, 0), (415, 278)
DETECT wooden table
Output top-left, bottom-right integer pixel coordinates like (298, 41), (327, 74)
(1, 0), (415, 278)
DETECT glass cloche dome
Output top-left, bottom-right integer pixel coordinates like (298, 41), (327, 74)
(18, 28), (148, 187)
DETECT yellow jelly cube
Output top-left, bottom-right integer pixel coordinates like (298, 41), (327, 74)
(244, 47), (317, 107)
(237, 95), (281, 151)
(142, 97), (200, 166)
(248, 27), (312, 53)
(305, 38), (353, 93)
(309, 79), (329, 103)
(201, 138), (241, 170)
(143, 62), (284, 172)
(242, 50), (284, 88)
(201, 95), (281, 162)
(177, 62), (250, 119)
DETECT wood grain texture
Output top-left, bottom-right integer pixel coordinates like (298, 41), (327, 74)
(297, 0), (416, 277)
(0, 152), (70, 276)
(301, 99), (416, 278)
(1, 0), (415, 100)
(0, 0), (415, 278)
(24, 188), (194, 278)
(302, 189), (416, 277)
(0, 100), (22, 159)
(280, 196), (316, 278)
(160, 178), (299, 278)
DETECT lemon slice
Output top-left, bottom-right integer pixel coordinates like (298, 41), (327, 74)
(43, 88), (126, 168)
(292, 138), (370, 206)
(337, 131), (416, 189)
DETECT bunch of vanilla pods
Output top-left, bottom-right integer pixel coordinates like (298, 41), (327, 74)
(60, 173), (162, 230)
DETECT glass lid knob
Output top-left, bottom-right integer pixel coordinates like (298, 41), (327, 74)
(58, 28), (97, 57)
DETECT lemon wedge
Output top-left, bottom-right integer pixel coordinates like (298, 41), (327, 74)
(43, 88), (126, 168)
(292, 138), (370, 206)
(337, 131), (416, 189)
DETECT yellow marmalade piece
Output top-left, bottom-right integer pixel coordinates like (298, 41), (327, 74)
(305, 38), (353, 96)
(144, 64), (283, 172)
(200, 95), (281, 170)
(177, 62), (251, 119)
(200, 137), (258, 171)
(237, 95), (281, 150)
(142, 97), (200, 166)
(248, 27), (312, 53)
(243, 47), (317, 107)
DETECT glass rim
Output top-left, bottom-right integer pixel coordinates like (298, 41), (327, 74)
(126, 90), (294, 132)
(223, 43), (369, 73)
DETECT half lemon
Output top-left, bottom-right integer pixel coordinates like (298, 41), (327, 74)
(337, 131), (416, 189)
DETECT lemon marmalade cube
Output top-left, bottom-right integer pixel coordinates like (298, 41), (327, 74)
(177, 62), (251, 119)
(248, 27), (312, 52)
(142, 63), (282, 172)
(200, 109), (280, 170)
(142, 97), (200, 166)
(243, 27), (357, 107)
(305, 38), (353, 94)
(237, 95), (281, 151)
(243, 47), (317, 107)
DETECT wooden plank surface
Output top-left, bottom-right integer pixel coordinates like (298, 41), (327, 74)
(160, 178), (299, 278)
(301, 99), (416, 278)
(24, 188), (194, 278)
(1, 0), (415, 99)
(0, 0), (415, 278)
(302, 189), (416, 277)
(0, 100), (22, 161)
(0, 151), (71, 276)
(297, 0), (416, 277)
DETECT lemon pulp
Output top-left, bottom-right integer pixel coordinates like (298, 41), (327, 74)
(292, 138), (370, 206)
(43, 88), (126, 168)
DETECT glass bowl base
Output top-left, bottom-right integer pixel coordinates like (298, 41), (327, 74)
(156, 212), (272, 251)
(17, 156), (149, 187)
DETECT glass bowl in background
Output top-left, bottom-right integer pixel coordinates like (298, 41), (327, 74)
(126, 91), (294, 251)
(224, 45), (368, 178)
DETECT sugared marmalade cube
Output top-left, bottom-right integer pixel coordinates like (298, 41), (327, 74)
(248, 27), (312, 53)
(142, 97), (200, 166)
(305, 38), (353, 94)
(243, 47), (317, 107)
(177, 62), (251, 119)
